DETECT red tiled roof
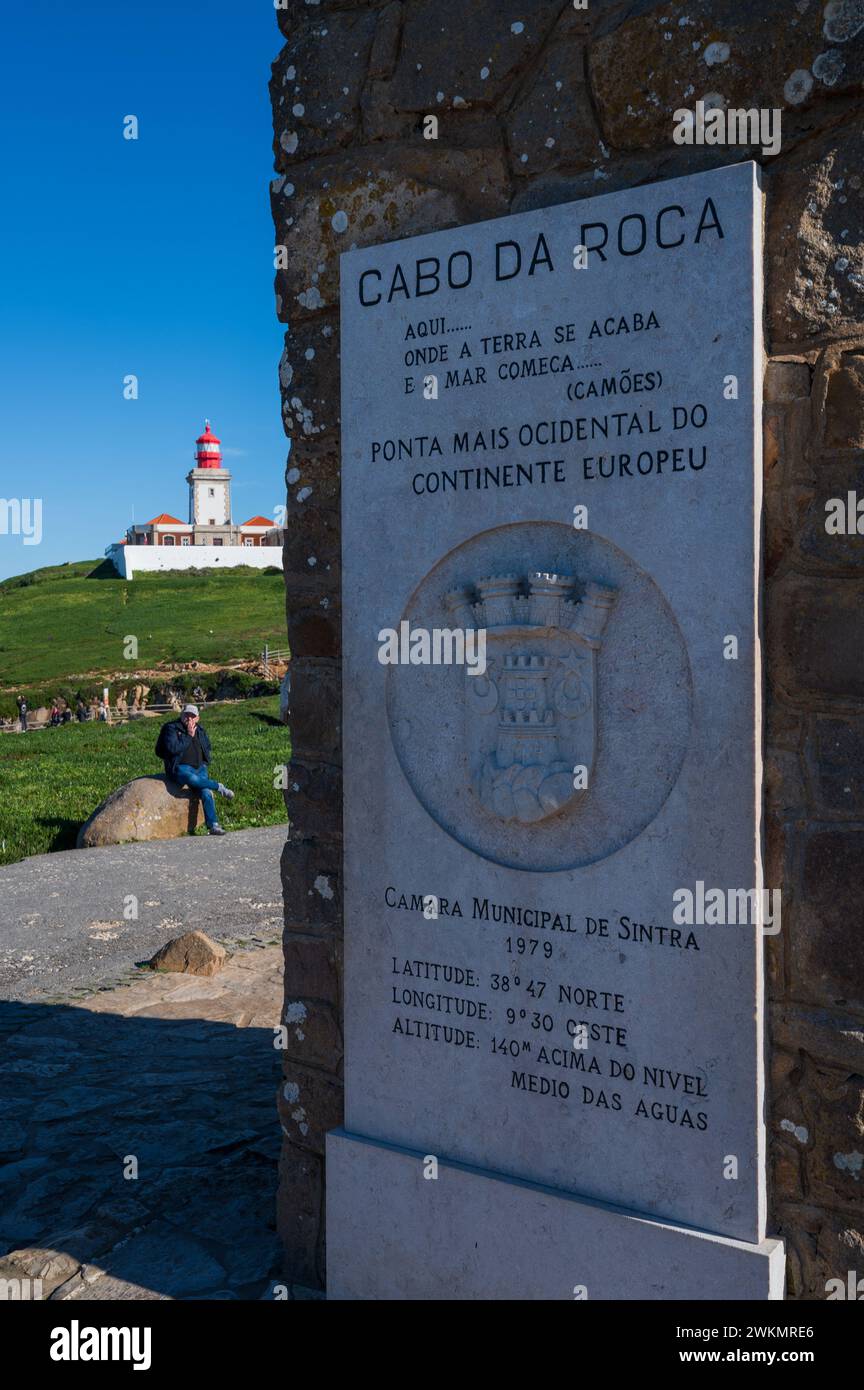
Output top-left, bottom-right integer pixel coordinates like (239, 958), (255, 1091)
(146, 514), (185, 525)
(240, 516), (275, 527)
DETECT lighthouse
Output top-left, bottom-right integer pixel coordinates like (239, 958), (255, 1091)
(108, 418), (283, 576)
(187, 420), (232, 529)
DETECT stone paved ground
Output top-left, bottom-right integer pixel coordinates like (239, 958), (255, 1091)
(0, 942), (318, 1301)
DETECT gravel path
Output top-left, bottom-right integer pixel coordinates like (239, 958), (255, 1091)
(0, 827), (286, 1002)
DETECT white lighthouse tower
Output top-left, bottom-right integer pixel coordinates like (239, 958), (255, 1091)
(187, 421), (232, 530)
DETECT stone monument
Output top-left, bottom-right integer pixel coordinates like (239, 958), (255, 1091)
(328, 162), (783, 1297)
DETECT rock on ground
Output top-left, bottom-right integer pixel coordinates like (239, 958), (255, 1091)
(147, 931), (228, 978)
(76, 776), (204, 848)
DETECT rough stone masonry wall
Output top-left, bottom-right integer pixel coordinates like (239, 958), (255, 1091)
(270, 0), (864, 1296)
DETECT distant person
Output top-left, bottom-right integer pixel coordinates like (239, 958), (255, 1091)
(76, 701), (87, 722)
(99, 702), (110, 723)
(17, 697), (28, 733)
(155, 703), (234, 837)
(50, 704), (61, 727)
(62, 706), (72, 724)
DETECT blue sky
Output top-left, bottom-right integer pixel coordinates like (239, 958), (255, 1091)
(0, 0), (287, 580)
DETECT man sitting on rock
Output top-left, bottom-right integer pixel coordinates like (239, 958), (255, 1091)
(156, 703), (234, 837)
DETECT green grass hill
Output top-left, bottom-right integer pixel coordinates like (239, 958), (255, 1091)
(0, 559), (287, 714)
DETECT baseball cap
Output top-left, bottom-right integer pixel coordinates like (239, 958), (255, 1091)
(181, 704), (200, 717)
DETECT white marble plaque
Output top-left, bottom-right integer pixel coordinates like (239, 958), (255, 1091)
(339, 164), (765, 1246)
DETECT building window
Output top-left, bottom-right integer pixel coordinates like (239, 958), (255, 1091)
(181, 537), (190, 546)
(243, 538), (253, 547)
(213, 538), (223, 546)
(208, 487), (215, 497)
(163, 535), (175, 546)
(209, 518), (216, 526)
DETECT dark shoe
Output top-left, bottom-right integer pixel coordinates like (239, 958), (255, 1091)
(208, 824), (226, 836)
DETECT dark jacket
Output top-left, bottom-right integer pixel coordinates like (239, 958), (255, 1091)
(157, 718), (212, 783)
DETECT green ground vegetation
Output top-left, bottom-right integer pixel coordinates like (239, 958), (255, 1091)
(0, 696), (289, 866)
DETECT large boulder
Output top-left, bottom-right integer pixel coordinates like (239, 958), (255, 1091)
(76, 775), (205, 848)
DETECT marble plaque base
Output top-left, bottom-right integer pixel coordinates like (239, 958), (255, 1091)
(326, 1129), (785, 1301)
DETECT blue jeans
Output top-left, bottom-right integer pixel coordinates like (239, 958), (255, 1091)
(176, 764), (219, 829)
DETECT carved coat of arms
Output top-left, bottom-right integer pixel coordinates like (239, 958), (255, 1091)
(445, 573), (617, 825)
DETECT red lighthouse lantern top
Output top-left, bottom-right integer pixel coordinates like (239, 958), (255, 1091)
(195, 420), (223, 470)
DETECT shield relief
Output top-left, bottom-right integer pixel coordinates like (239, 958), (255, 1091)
(445, 573), (618, 826)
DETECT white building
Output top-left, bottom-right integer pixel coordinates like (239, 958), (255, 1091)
(106, 422), (283, 579)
